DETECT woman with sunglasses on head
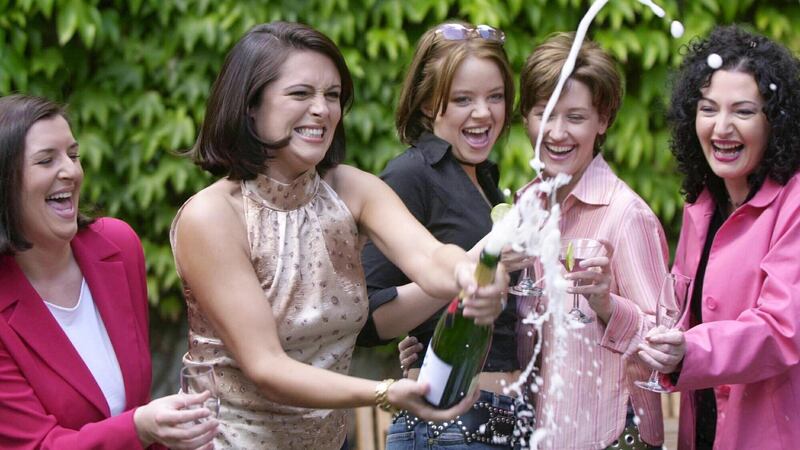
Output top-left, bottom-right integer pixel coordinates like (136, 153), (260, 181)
(358, 21), (528, 450)
(515, 33), (669, 449)
(0, 94), (217, 450)
(637, 25), (800, 450)
(170, 21), (508, 449)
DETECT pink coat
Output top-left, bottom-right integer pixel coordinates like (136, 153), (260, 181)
(669, 175), (800, 450)
(0, 218), (161, 449)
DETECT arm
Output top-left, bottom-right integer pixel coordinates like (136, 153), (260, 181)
(648, 196), (800, 388)
(172, 185), (475, 421)
(332, 166), (508, 332)
(600, 203), (669, 356)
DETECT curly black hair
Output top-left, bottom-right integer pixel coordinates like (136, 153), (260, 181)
(667, 25), (800, 204)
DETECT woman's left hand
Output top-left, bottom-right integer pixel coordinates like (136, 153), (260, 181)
(454, 260), (509, 325)
(388, 378), (480, 422)
(565, 240), (614, 321)
(637, 326), (686, 374)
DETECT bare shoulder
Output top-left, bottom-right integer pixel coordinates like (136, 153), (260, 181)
(324, 164), (380, 191)
(324, 165), (387, 220)
(175, 179), (248, 253)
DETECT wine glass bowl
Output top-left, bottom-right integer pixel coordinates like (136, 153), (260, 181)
(559, 238), (606, 323)
(180, 362), (221, 418)
(635, 272), (692, 393)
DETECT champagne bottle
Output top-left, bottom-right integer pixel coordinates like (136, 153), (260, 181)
(417, 247), (500, 408)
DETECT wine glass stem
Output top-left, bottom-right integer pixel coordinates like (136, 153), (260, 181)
(572, 278), (581, 309)
(648, 370), (660, 385)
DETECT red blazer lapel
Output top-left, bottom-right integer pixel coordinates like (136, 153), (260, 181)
(71, 227), (147, 411)
(0, 253), (109, 417)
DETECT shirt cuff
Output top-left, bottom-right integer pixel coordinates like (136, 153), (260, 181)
(600, 293), (641, 354)
(355, 287), (399, 347)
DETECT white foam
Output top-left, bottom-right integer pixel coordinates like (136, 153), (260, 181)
(707, 53), (723, 69)
(511, 1), (682, 446)
(670, 20), (684, 38)
(638, 0), (666, 17)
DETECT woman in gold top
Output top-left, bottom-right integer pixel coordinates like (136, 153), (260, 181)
(170, 21), (508, 449)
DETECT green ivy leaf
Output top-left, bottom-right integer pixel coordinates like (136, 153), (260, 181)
(56, 0), (80, 45)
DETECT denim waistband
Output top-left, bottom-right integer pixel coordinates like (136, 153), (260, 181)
(394, 389), (518, 446)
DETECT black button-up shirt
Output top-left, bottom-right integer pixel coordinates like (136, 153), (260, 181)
(357, 133), (519, 372)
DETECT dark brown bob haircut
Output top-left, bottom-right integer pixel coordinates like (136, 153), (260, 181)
(395, 21), (514, 146)
(519, 32), (622, 153)
(0, 94), (93, 255)
(191, 21), (354, 180)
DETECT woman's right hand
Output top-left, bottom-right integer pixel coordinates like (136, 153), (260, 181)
(133, 391), (218, 450)
(398, 335), (423, 377)
(387, 378), (478, 422)
(500, 245), (532, 273)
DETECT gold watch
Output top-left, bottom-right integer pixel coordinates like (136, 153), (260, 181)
(374, 378), (398, 414)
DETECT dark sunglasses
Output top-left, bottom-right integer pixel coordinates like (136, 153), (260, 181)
(435, 24), (505, 44)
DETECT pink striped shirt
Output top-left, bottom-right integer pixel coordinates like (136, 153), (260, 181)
(517, 155), (669, 449)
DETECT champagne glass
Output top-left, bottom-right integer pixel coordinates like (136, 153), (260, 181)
(180, 362), (221, 418)
(509, 266), (540, 296)
(635, 272), (692, 393)
(506, 182), (549, 297)
(559, 238), (606, 323)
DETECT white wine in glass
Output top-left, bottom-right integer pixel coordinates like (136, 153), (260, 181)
(635, 272), (692, 393)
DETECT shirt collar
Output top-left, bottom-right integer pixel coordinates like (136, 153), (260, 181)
(748, 176), (782, 208)
(566, 154), (617, 206)
(414, 132), (451, 165)
(686, 175), (784, 231)
(414, 131), (499, 173)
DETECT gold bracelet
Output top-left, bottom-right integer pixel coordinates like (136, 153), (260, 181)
(374, 378), (398, 414)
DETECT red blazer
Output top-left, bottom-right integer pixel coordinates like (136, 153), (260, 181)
(0, 218), (157, 449)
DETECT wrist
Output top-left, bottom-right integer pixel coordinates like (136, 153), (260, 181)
(374, 378), (399, 414)
(132, 406), (154, 447)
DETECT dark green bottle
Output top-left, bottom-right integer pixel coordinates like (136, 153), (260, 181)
(417, 249), (500, 408)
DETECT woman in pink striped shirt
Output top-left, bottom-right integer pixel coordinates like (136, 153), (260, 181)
(516, 33), (670, 449)
(400, 33), (670, 449)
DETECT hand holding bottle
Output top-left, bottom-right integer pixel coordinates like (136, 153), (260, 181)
(417, 248), (505, 408)
(453, 255), (509, 326)
(386, 378), (480, 421)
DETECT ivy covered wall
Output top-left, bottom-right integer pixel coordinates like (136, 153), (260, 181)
(2, 0), (799, 324)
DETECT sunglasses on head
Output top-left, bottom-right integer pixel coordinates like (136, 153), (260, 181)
(435, 24), (506, 44)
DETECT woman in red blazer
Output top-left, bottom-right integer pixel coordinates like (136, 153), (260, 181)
(0, 94), (217, 449)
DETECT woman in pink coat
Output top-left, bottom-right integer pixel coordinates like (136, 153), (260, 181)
(637, 26), (800, 450)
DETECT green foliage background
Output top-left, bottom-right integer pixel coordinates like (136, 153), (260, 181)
(2, 0), (799, 326)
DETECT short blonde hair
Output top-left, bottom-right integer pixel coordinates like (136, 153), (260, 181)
(519, 32), (622, 151)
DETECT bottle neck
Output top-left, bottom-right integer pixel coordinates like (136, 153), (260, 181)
(474, 249), (500, 286)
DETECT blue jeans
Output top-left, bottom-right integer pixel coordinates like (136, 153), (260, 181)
(385, 390), (518, 450)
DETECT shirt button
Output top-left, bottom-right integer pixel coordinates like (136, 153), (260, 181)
(705, 296), (717, 310)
